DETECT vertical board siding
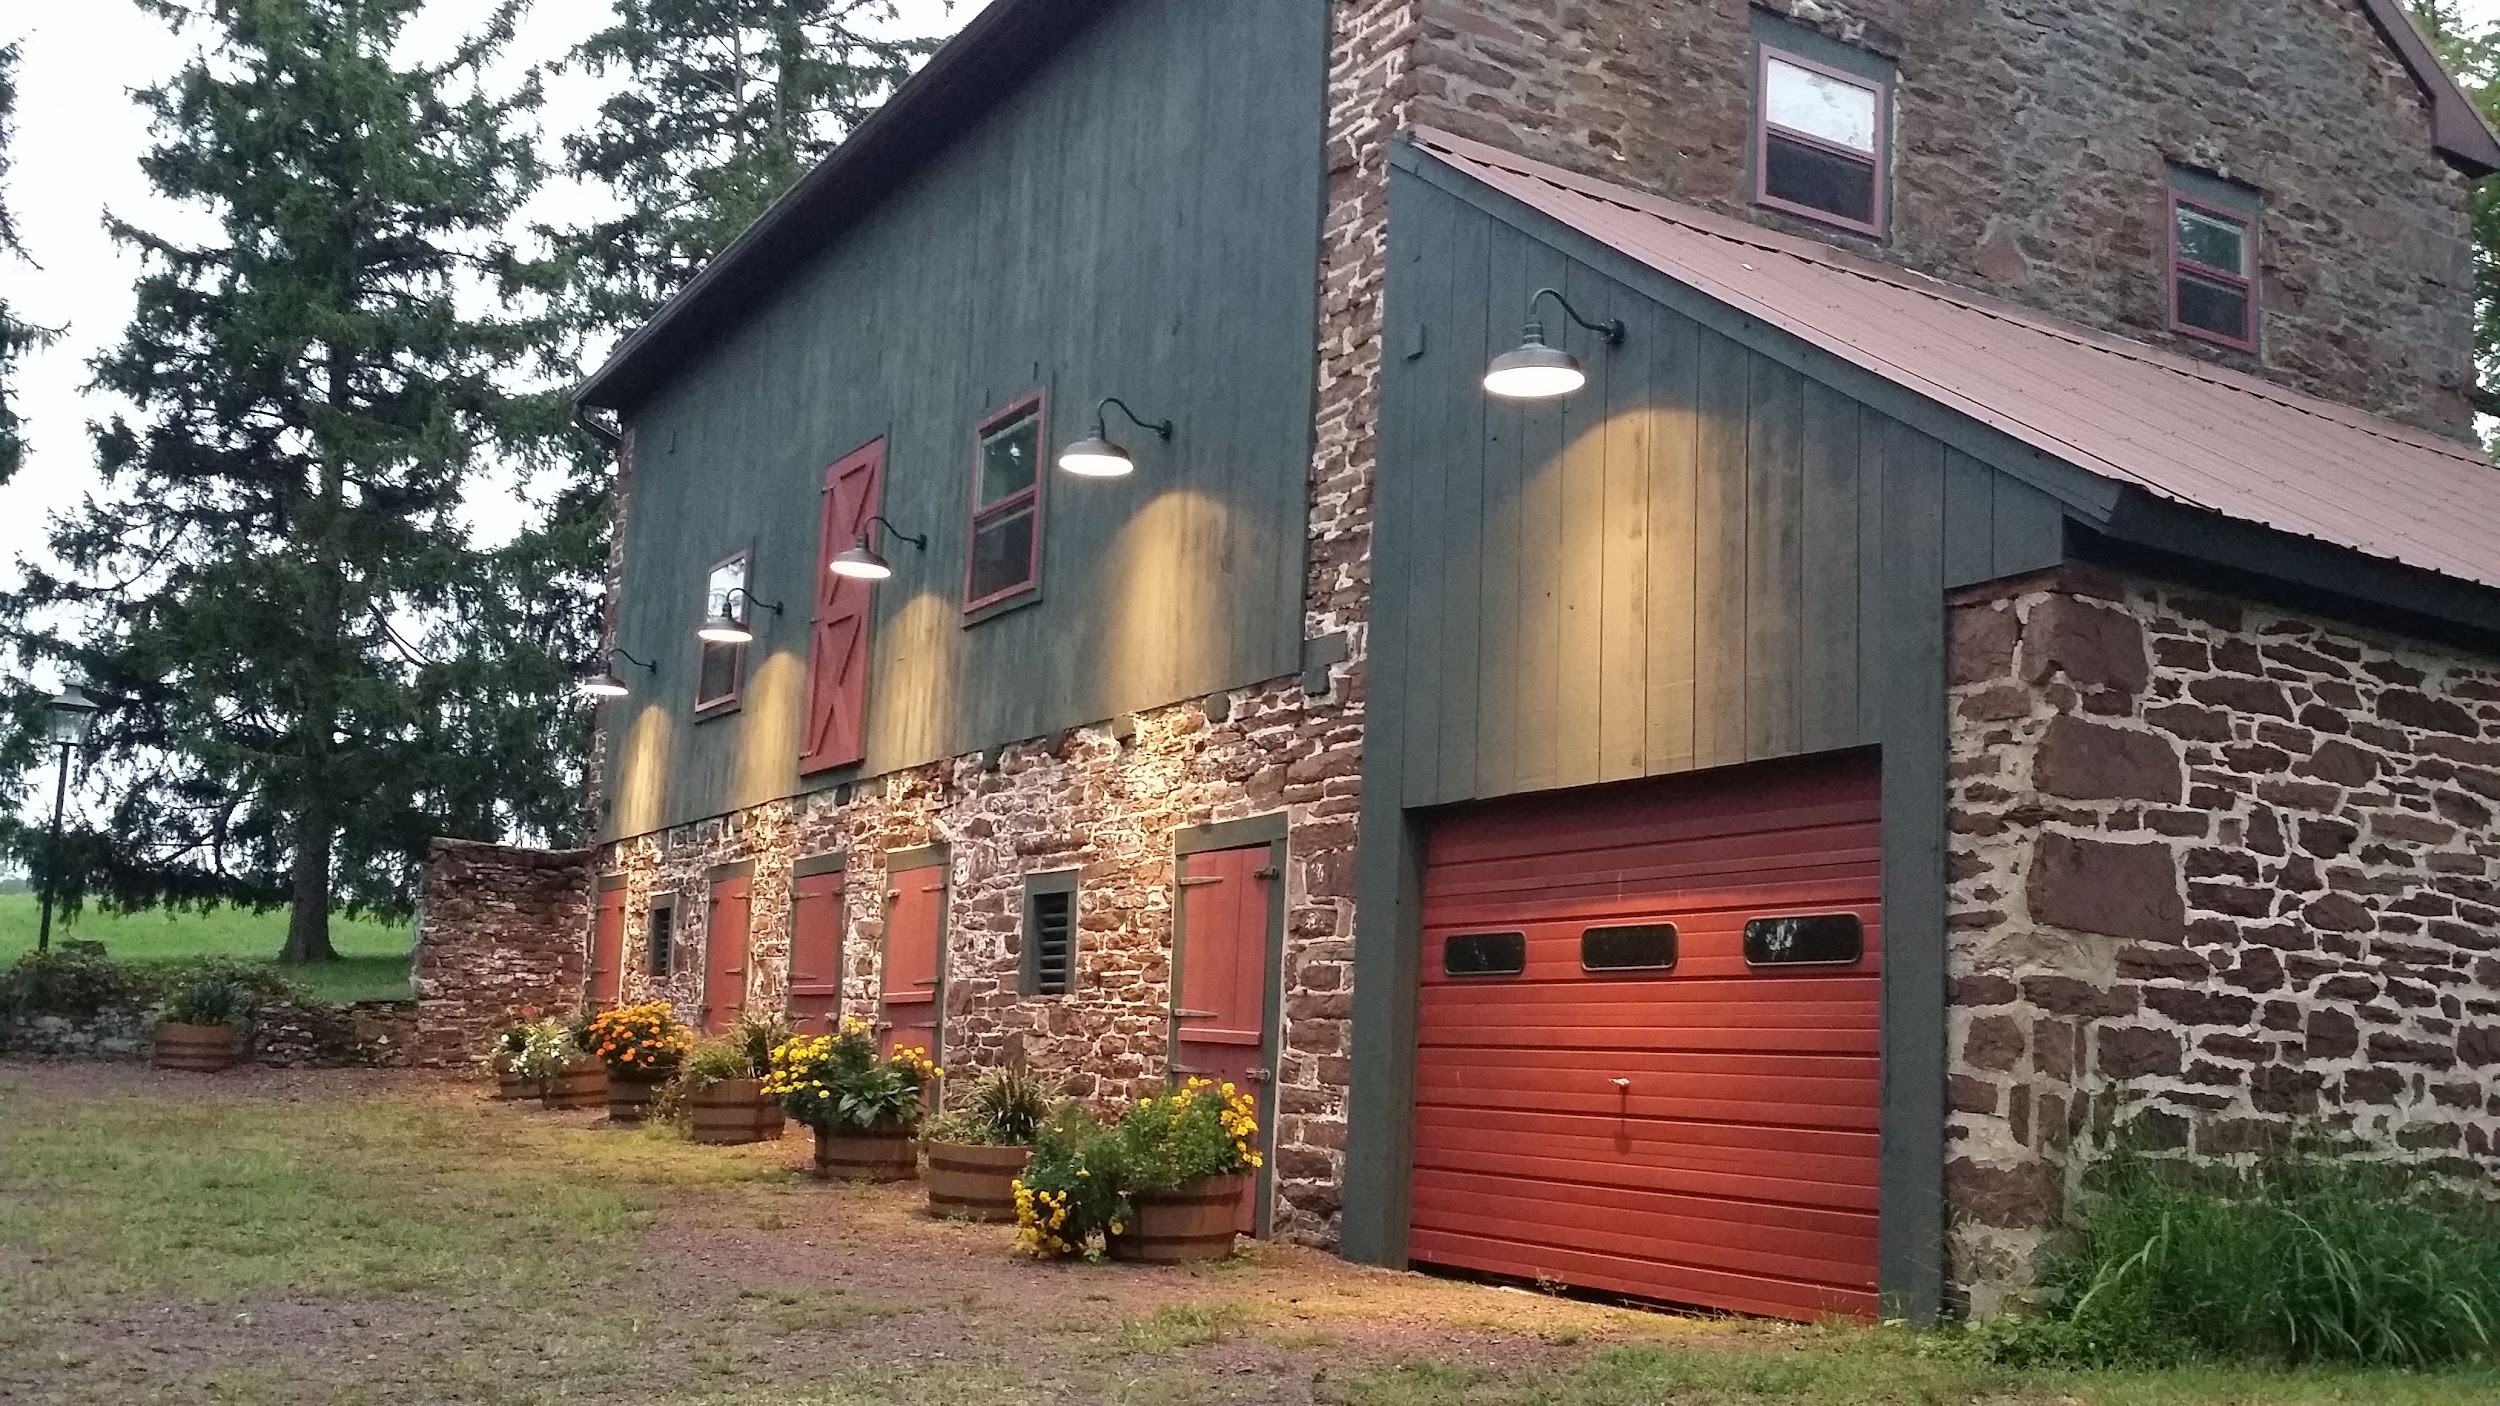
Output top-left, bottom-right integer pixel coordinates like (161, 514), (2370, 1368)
(607, 0), (1326, 834)
(1347, 168), (2072, 1315)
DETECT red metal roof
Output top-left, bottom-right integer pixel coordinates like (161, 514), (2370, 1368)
(1415, 129), (2500, 594)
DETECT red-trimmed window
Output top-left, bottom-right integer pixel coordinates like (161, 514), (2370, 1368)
(1756, 47), (1886, 237)
(800, 440), (883, 774)
(695, 552), (749, 712)
(2168, 188), (2258, 352)
(965, 394), (1044, 612)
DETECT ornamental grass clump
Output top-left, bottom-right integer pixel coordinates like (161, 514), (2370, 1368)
(585, 1000), (692, 1079)
(761, 1016), (938, 1133)
(925, 1066), (1052, 1148)
(1975, 1139), (2500, 1369)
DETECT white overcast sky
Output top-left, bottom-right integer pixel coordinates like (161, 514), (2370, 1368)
(0, 0), (970, 639)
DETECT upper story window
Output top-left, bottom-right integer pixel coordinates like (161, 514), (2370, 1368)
(695, 553), (748, 711)
(2167, 169), (2260, 353)
(1755, 46), (1888, 237)
(966, 395), (1044, 612)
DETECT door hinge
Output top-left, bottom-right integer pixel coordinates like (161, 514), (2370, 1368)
(1253, 866), (1281, 880)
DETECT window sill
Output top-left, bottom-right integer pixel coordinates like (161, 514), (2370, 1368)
(693, 697), (743, 722)
(963, 588), (1041, 628)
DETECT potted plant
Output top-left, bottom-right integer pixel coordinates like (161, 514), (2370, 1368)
(763, 1016), (937, 1180)
(923, 1066), (1051, 1221)
(1011, 1105), (1128, 1260)
(586, 1000), (692, 1126)
(670, 1015), (789, 1145)
(508, 1016), (605, 1110)
(482, 1007), (544, 1100)
(1105, 1078), (1261, 1264)
(154, 971), (255, 1072)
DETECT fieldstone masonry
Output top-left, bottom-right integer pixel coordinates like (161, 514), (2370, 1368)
(412, 839), (593, 1065)
(1400, 0), (2478, 435)
(1945, 565), (2500, 1311)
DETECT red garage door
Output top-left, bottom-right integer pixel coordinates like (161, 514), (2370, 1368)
(1410, 752), (1883, 1322)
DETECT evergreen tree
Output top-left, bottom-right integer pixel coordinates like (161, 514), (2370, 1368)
(0, 40), (61, 486)
(553, 0), (941, 333)
(2, 0), (565, 960)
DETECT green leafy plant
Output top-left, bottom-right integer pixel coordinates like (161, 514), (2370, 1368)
(163, 972), (256, 1029)
(1112, 1077), (1262, 1194)
(930, 1066), (1051, 1147)
(0, 942), (155, 1020)
(761, 1016), (937, 1133)
(1012, 1104), (1129, 1260)
(1981, 1138), (2500, 1368)
(507, 1018), (585, 1087)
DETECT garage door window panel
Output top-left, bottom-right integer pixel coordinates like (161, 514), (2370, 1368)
(1742, 913), (1865, 967)
(1442, 930), (1526, 976)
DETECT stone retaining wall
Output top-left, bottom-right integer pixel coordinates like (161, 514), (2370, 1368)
(1944, 564), (2500, 1310)
(2, 999), (417, 1067)
(412, 839), (593, 1066)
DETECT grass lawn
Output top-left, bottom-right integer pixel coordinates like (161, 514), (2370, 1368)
(1, 1065), (2494, 1405)
(0, 894), (413, 1004)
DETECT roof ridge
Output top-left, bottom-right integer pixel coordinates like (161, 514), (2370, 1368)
(1422, 130), (2491, 472)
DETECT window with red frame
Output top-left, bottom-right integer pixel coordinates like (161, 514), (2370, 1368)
(2169, 184), (2258, 351)
(1756, 47), (1886, 237)
(966, 396), (1043, 611)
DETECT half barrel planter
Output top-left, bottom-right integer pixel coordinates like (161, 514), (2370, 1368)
(489, 1055), (533, 1101)
(606, 1068), (669, 1126)
(922, 1141), (1032, 1221)
(540, 1055), (609, 1110)
(690, 1078), (785, 1145)
(153, 1020), (240, 1073)
(810, 1121), (918, 1181)
(1106, 1175), (1248, 1264)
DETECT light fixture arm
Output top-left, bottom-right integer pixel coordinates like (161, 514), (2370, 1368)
(1525, 287), (1625, 346)
(1093, 397), (1174, 442)
(859, 515), (928, 554)
(722, 586), (784, 618)
(609, 647), (657, 673)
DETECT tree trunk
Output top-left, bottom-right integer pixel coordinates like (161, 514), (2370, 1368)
(281, 799), (338, 963)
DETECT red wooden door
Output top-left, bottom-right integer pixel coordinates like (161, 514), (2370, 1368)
(800, 441), (884, 774)
(788, 868), (845, 1035)
(1410, 753), (1883, 1323)
(881, 866), (945, 1062)
(703, 875), (752, 1035)
(589, 886), (626, 1008)
(1172, 844), (1277, 1233)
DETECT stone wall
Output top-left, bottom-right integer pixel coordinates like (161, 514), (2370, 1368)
(1944, 565), (2500, 1310)
(1404, 0), (2477, 436)
(412, 839), (594, 1066)
(597, 673), (1362, 1242)
(2, 1000), (415, 1067)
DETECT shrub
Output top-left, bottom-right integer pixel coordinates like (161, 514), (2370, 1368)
(652, 1036), (762, 1124)
(1986, 1139), (2500, 1369)
(584, 1000), (692, 1078)
(928, 1066), (1052, 1148)
(1012, 1104), (1129, 1260)
(163, 971), (257, 1029)
(761, 1016), (937, 1133)
(0, 942), (156, 1020)
(506, 1018), (585, 1087)
(1112, 1077), (1262, 1194)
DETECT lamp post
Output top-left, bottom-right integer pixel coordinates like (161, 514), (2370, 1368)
(37, 682), (100, 953)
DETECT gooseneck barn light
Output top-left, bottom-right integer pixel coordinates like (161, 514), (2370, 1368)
(830, 515), (929, 582)
(1058, 397), (1173, 479)
(1483, 287), (1625, 400)
(698, 586), (782, 644)
(576, 647), (657, 699)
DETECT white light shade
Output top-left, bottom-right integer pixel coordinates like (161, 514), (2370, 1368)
(830, 544), (893, 580)
(1057, 435), (1135, 478)
(697, 614), (754, 644)
(576, 671), (630, 699)
(1483, 336), (1586, 399)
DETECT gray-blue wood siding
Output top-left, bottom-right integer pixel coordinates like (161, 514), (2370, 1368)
(602, 0), (1327, 838)
(1342, 164), (2069, 1322)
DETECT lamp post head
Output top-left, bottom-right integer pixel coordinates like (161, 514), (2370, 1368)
(45, 682), (100, 745)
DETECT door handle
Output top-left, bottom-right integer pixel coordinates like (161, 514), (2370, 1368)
(1611, 1078), (1631, 1090)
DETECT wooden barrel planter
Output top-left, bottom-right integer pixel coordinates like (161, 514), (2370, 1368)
(922, 1141), (1032, 1221)
(154, 1021), (239, 1073)
(606, 1070), (667, 1126)
(540, 1056), (609, 1110)
(689, 1078), (784, 1146)
(489, 1057), (533, 1101)
(1106, 1175), (1248, 1264)
(810, 1122), (917, 1181)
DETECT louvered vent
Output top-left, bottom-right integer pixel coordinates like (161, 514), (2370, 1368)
(1029, 888), (1075, 995)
